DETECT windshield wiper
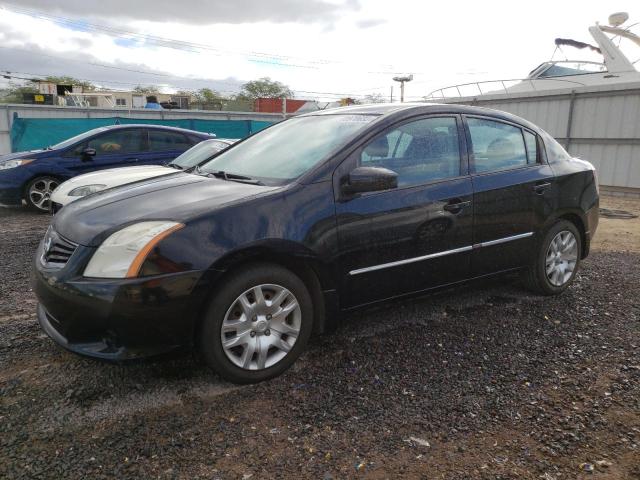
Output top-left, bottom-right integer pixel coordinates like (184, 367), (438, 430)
(167, 163), (183, 170)
(207, 170), (264, 185)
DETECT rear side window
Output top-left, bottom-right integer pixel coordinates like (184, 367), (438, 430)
(359, 116), (462, 187)
(523, 130), (538, 164)
(467, 118), (527, 173)
(86, 129), (146, 154)
(148, 130), (192, 151)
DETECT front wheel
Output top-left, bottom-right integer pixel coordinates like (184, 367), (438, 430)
(199, 263), (313, 384)
(25, 176), (60, 212)
(522, 220), (582, 295)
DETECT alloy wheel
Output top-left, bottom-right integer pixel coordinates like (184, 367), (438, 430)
(220, 284), (301, 370)
(28, 178), (59, 211)
(545, 230), (578, 287)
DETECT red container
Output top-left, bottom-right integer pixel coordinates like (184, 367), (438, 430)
(254, 98), (306, 113)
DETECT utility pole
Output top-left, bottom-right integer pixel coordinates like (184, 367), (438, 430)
(390, 85), (393, 103)
(392, 74), (413, 102)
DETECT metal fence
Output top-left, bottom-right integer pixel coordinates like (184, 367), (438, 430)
(430, 82), (640, 196)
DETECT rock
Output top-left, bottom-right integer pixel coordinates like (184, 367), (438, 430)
(408, 436), (430, 447)
(579, 463), (594, 472)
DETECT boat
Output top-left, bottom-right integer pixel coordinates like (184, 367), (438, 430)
(423, 12), (640, 198)
(426, 12), (640, 99)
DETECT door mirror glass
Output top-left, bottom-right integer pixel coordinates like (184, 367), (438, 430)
(344, 166), (398, 194)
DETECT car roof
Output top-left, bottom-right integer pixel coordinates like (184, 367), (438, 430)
(101, 124), (214, 137)
(299, 102), (542, 133)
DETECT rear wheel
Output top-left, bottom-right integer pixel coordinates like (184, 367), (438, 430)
(522, 220), (582, 295)
(25, 176), (59, 212)
(199, 263), (313, 384)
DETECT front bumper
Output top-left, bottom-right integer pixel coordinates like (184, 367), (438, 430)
(32, 244), (210, 361)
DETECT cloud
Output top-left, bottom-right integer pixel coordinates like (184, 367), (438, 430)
(0, 43), (246, 94)
(5, 0), (361, 25)
(356, 18), (386, 29)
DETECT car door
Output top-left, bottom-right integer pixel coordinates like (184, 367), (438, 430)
(141, 129), (196, 166)
(334, 115), (474, 307)
(62, 128), (147, 174)
(464, 115), (555, 275)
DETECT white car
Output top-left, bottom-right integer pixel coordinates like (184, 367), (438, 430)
(51, 138), (235, 210)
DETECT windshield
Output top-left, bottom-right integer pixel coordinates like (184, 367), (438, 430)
(171, 140), (230, 168)
(199, 114), (377, 182)
(537, 62), (606, 78)
(50, 127), (110, 150)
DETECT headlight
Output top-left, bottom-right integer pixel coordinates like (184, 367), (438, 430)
(84, 221), (184, 278)
(0, 159), (34, 170)
(68, 184), (107, 197)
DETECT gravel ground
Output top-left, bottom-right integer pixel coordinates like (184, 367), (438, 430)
(1, 199), (639, 479)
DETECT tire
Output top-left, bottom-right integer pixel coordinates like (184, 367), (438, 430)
(199, 263), (314, 384)
(522, 220), (582, 295)
(25, 176), (60, 213)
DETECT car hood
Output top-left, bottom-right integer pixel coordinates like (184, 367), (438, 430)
(0, 150), (46, 162)
(53, 172), (281, 246)
(52, 165), (175, 203)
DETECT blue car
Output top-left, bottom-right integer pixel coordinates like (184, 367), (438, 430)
(0, 124), (215, 212)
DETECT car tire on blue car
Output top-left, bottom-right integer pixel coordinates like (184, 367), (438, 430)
(199, 263), (314, 384)
(25, 176), (60, 212)
(522, 220), (582, 295)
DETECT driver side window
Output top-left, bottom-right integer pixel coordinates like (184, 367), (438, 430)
(359, 116), (462, 188)
(85, 129), (146, 155)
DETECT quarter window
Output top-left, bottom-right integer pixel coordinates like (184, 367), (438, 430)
(359, 117), (461, 187)
(467, 118), (528, 173)
(148, 131), (193, 151)
(86, 129), (146, 154)
(523, 130), (538, 164)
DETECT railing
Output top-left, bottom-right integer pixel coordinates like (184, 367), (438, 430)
(424, 77), (588, 100)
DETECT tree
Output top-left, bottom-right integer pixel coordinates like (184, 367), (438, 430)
(193, 88), (223, 104)
(0, 76), (97, 103)
(133, 85), (160, 95)
(238, 77), (293, 99)
(361, 93), (386, 104)
(0, 82), (38, 103)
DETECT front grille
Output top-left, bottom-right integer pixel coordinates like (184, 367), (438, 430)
(42, 229), (78, 268)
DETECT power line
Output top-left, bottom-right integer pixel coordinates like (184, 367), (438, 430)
(1, 4), (332, 69)
(1, 68), (386, 100)
(1, 3), (419, 74)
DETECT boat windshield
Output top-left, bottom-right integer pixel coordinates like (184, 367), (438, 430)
(536, 62), (606, 78)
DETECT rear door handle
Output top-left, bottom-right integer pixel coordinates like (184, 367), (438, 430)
(443, 199), (471, 214)
(533, 181), (552, 194)
(124, 157), (140, 162)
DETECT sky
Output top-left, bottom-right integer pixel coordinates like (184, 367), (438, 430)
(0, 0), (639, 101)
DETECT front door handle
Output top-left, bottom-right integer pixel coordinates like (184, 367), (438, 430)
(124, 157), (140, 162)
(443, 199), (471, 214)
(533, 181), (552, 194)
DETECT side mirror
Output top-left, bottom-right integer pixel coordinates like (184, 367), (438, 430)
(343, 166), (398, 195)
(81, 147), (96, 160)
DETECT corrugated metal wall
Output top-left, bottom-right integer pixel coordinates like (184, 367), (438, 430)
(0, 104), (285, 155)
(440, 83), (640, 194)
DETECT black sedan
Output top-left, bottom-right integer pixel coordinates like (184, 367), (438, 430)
(33, 104), (599, 384)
